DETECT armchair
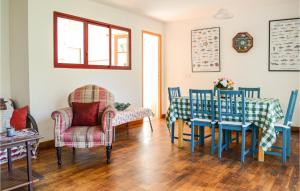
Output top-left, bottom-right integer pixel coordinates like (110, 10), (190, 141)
(51, 85), (116, 165)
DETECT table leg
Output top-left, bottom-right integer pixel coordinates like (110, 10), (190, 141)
(7, 148), (13, 174)
(26, 141), (33, 191)
(258, 128), (264, 162)
(178, 119), (184, 148)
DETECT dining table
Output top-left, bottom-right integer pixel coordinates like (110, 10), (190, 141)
(166, 96), (284, 162)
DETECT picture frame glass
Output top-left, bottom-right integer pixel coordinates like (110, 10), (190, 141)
(269, 18), (300, 71)
(191, 27), (220, 72)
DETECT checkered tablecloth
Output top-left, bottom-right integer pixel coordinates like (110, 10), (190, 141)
(166, 96), (284, 151)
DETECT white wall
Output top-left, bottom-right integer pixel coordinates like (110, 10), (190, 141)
(9, 0), (30, 107)
(27, 0), (165, 141)
(165, 1), (300, 126)
(0, 0), (11, 98)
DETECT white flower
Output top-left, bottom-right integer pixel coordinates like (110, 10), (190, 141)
(220, 79), (228, 87)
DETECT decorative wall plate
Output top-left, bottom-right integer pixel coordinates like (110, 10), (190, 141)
(232, 32), (253, 53)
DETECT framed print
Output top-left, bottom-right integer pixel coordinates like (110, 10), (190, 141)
(191, 27), (220, 72)
(269, 18), (300, 71)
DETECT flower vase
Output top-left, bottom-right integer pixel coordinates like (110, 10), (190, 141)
(214, 87), (233, 98)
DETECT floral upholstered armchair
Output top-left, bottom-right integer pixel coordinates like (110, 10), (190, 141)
(51, 85), (116, 165)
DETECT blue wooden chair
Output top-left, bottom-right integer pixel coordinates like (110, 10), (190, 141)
(217, 90), (255, 163)
(168, 87), (181, 104)
(189, 89), (215, 153)
(168, 87), (202, 144)
(168, 87), (185, 143)
(238, 87), (261, 98)
(263, 90), (298, 163)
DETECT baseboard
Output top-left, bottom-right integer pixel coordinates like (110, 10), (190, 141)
(39, 140), (55, 150)
(291, 126), (299, 132)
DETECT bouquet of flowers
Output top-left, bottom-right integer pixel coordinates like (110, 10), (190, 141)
(213, 77), (234, 89)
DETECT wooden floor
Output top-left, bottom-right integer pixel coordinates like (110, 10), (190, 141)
(4, 119), (300, 191)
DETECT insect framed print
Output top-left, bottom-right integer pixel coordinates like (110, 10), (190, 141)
(269, 18), (300, 71)
(191, 27), (220, 72)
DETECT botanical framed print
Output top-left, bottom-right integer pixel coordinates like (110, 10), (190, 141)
(232, 32), (253, 53)
(191, 27), (220, 72)
(269, 18), (300, 71)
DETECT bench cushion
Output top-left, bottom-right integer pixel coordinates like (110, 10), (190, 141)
(112, 107), (154, 127)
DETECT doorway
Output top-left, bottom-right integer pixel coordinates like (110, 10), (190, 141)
(142, 31), (162, 118)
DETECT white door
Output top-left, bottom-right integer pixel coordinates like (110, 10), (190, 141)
(142, 32), (161, 117)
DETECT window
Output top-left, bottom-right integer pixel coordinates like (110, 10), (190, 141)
(54, 12), (131, 69)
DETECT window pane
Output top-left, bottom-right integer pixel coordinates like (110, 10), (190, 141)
(57, 17), (84, 64)
(111, 29), (129, 67)
(88, 24), (109, 65)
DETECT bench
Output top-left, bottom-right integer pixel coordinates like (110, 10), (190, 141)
(112, 107), (154, 141)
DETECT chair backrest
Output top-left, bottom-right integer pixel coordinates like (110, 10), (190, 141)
(189, 89), (215, 121)
(68, 85), (115, 114)
(238, 87), (260, 98)
(168, 87), (181, 104)
(218, 90), (246, 124)
(284, 90), (298, 125)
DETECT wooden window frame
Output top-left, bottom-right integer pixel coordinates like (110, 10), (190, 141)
(113, 34), (129, 66)
(53, 11), (131, 70)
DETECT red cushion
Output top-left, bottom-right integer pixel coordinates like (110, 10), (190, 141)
(72, 102), (99, 126)
(10, 106), (28, 130)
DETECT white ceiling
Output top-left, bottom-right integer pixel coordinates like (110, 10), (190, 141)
(90, 0), (294, 22)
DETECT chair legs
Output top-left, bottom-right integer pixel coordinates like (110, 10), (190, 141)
(211, 125), (216, 155)
(106, 145), (112, 164)
(287, 128), (291, 157)
(200, 126), (205, 146)
(236, 131), (239, 143)
(56, 146), (112, 165)
(218, 126), (223, 160)
(191, 123), (195, 153)
(282, 129), (287, 164)
(171, 123), (175, 143)
(241, 129), (246, 163)
(225, 130), (230, 150)
(56, 147), (62, 166)
(251, 126), (256, 159)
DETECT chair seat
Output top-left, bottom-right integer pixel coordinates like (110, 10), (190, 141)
(63, 126), (106, 148)
(190, 118), (216, 127)
(274, 120), (290, 129)
(190, 118), (212, 123)
(219, 121), (251, 127)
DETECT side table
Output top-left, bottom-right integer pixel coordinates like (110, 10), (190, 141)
(0, 132), (43, 191)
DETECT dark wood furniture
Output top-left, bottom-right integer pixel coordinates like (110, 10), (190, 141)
(0, 133), (43, 191)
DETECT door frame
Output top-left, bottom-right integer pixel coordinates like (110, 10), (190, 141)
(142, 30), (162, 118)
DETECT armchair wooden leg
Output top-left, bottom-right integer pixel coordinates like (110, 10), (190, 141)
(56, 147), (62, 166)
(106, 146), (112, 164)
